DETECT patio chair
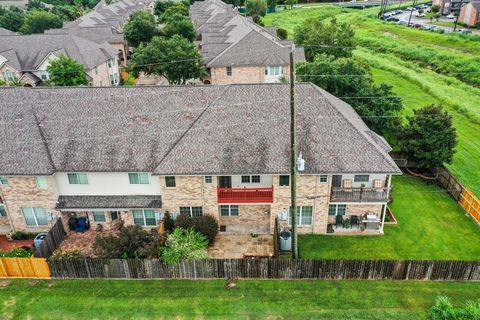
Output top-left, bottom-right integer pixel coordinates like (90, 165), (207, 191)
(75, 217), (88, 233)
(335, 215), (343, 229)
(350, 215), (359, 229)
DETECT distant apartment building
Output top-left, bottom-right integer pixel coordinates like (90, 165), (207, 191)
(190, 0), (305, 84)
(0, 34), (120, 86)
(0, 84), (400, 236)
(459, 1), (480, 25)
(432, 0), (469, 14)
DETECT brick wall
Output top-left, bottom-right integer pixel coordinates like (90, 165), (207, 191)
(88, 62), (111, 87)
(210, 65), (289, 84)
(0, 176), (60, 233)
(459, 4), (479, 26)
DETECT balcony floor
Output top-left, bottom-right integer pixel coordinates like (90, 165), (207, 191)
(208, 234), (274, 259)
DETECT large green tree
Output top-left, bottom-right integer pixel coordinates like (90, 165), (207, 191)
(127, 35), (205, 84)
(159, 3), (189, 23)
(20, 10), (63, 34)
(0, 6), (25, 32)
(47, 54), (89, 86)
(162, 16), (195, 41)
(246, 0), (266, 17)
(123, 11), (158, 48)
(398, 105), (457, 169)
(297, 55), (403, 135)
(294, 17), (355, 61)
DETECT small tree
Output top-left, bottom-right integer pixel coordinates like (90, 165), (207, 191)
(193, 215), (218, 244)
(20, 10), (63, 34)
(162, 17), (195, 41)
(430, 4), (440, 16)
(159, 3), (189, 23)
(276, 27), (288, 40)
(162, 211), (175, 232)
(294, 17), (355, 60)
(0, 6), (25, 32)
(161, 228), (208, 264)
(398, 105), (457, 169)
(93, 224), (157, 258)
(246, 0), (267, 17)
(285, 0), (298, 9)
(123, 11), (158, 48)
(174, 213), (194, 229)
(127, 35), (205, 84)
(47, 54), (89, 86)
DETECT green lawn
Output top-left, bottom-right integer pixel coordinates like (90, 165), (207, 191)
(299, 176), (480, 260)
(1, 279), (480, 319)
(264, 6), (480, 197)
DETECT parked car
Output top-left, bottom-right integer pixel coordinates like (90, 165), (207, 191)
(458, 29), (472, 34)
(415, 13), (426, 17)
(398, 20), (408, 25)
(33, 232), (48, 248)
(446, 14), (455, 19)
(423, 25), (437, 30)
(386, 17), (400, 22)
(395, 10), (403, 14)
(413, 23), (423, 28)
(407, 6), (415, 10)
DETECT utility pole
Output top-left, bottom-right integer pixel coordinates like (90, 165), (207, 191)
(407, 0), (417, 26)
(453, 0), (463, 32)
(289, 51), (298, 259)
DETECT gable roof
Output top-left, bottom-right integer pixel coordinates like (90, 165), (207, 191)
(0, 84), (400, 176)
(190, 0), (305, 68)
(0, 34), (117, 71)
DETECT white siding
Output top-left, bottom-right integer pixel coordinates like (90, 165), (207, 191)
(339, 174), (388, 188)
(55, 172), (161, 196)
(230, 175), (273, 188)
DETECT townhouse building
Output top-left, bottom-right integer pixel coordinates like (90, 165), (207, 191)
(0, 84), (400, 236)
(459, 1), (480, 26)
(0, 34), (120, 86)
(190, 0), (305, 84)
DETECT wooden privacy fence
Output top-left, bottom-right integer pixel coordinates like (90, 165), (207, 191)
(459, 188), (480, 225)
(0, 258), (50, 278)
(48, 259), (480, 281)
(34, 218), (66, 258)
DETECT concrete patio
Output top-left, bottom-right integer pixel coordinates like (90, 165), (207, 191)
(208, 234), (274, 258)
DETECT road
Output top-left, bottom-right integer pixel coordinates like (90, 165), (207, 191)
(393, 10), (478, 33)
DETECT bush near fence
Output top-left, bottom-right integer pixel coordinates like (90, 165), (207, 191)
(48, 258), (480, 281)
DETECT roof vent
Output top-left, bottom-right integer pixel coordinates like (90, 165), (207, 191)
(15, 114), (23, 122)
(297, 152), (305, 172)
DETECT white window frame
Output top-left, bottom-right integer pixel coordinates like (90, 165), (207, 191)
(67, 173), (89, 185)
(220, 205), (239, 217)
(241, 175), (261, 183)
(36, 176), (48, 189)
(328, 204), (347, 216)
(128, 172), (150, 184)
(319, 175), (328, 183)
(354, 175), (370, 183)
(265, 66), (283, 76)
(165, 176), (176, 188)
(288, 206), (313, 226)
(93, 211), (106, 222)
(133, 209), (156, 226)
(0, 176), (8, 185)
(179, 206), (203, 217)
(21, 207), (47, 226)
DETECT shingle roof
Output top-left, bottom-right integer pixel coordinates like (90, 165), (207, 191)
(0, 84), (400, 176)
(56, 195), (162, 209)
(469, 1), (480, 10)
(0, 34), (117, 71)
(0, 28), (16, 35)
(190, 0), (305, 67)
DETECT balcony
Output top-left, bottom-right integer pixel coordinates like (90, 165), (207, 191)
(217, 187), (274, 204)
(330, 187), (390, 203)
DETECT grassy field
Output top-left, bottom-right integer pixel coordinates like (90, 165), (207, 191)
(299, 176), (480, 260)
(1, 279), (480, 319)
(263, 5), (480, 196)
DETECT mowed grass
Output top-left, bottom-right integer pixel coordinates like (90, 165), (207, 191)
(264, 5), (480, 196)
(299, 176), (480, 260)
(1, 279), (480, 319)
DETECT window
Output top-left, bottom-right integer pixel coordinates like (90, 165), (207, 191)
(265, 66), (283, 76)
(3, 70), (15, 82)
(279, 175), (289, 187)
(241, 175), (260, 183)
(93, 211), (106, 222)
(129, 173), (150, 184)
(107, 59), (113, 68)
(354, 175), (370, 183)
(110, 211), (119, 220)
(180, 206), (203, 217)
(319, 175), (328, 183)
(204, 176), (212, 184)
(165, 176), (176, 187)
(67, 173), (89, 184)
(36, 176), (48, 189)
(21, 207), (47, 226)
(226, 66), (232, 76)
(0, 204), (6, 217)
(0, 176), (8, 185)
(288, 206), (313, 226)
(39, 71), (49, 80)
(133, 209), (156, 226)
(110, 74), (115, 85)
(328, 204), (347, 216)
(220, 205), (239, 217)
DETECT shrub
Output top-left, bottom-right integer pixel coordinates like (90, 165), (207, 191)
(429, 296), (480, 320)
(0, 247), (33, 257)
(93, 224), (157, 258)
(276, 27), (287, 40)
(163, 211), (175, 232)
(174, 213), (194, 229)
(51, 249), (84, 259)
(193, 215), (218, 244)
(160, 228), (208, 264)
(12, 231), (37, 240)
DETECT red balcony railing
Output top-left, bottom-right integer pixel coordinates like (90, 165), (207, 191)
(217, 187), (274, 203)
